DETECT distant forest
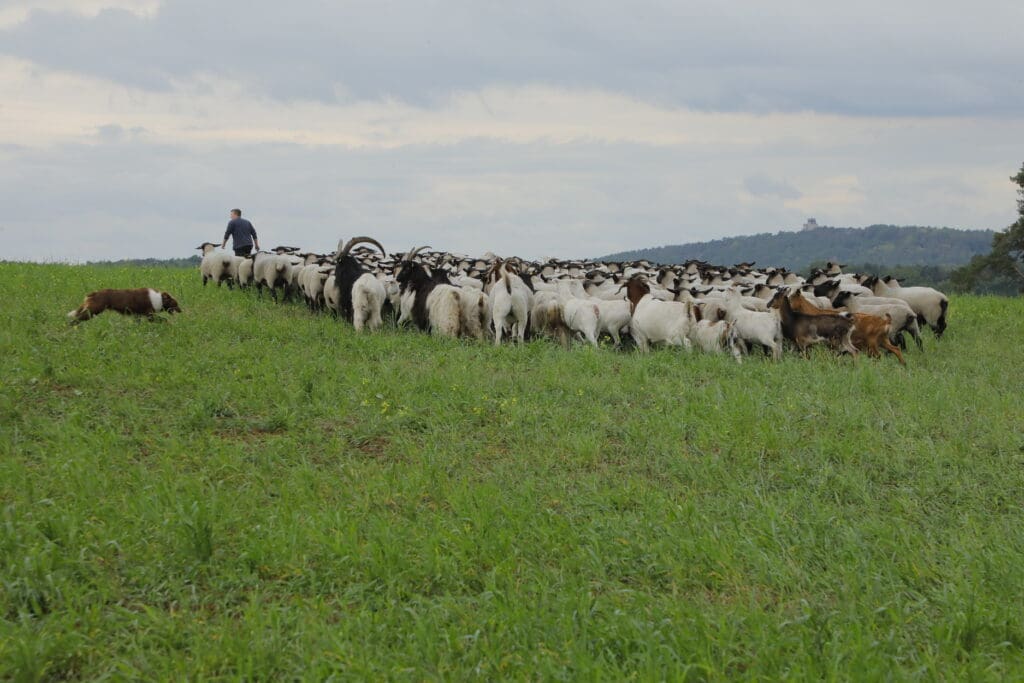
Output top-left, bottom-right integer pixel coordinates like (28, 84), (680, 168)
(600, 225), (994, 272)
(87, 256), (202, 268)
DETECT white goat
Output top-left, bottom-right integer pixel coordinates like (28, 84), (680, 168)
(723, 290), (783, 360)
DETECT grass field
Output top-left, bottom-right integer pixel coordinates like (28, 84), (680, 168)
(2, 262), (1023, 680)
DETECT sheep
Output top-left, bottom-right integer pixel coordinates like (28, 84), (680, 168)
(251, 252), (293, 301)
(723, 289), (783, 360)
(323, 274), (339, 313)
(868, 277), (949, 337)
(623, 276), (693, 352)
(332, 236), (388, 331)
(227, 255), (251, 289)
(299, 264), (332, 311)
(197, 242), (233, 287)
(235, 257), (254, 288)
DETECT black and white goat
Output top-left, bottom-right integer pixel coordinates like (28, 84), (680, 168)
(332, 236), (387, 331)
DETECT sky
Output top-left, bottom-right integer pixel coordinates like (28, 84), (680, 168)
(1, 1), (1022, 262)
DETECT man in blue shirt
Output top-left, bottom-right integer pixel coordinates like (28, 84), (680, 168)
(221, 209), (260, 256)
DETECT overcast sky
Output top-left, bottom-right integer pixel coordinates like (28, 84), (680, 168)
(2, 1), (1022, 261)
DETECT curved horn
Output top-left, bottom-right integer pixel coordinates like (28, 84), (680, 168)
(339, 236), (386, 258)
(404, 245), (431, 262)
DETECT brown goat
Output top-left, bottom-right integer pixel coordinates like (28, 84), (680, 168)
(623, 275), (650, 314)
(770, 292), (857, 356)
(67, 288), (181, 324)
(851, 312), (905, 365)
(789, 292), (903, 364)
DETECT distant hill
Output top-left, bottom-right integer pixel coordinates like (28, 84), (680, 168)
(599, 225), (995, 270)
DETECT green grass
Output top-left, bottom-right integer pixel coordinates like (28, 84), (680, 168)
(2, 262), (1023, 680)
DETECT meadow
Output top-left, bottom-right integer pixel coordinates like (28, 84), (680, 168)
(1, 262), (1023, 680)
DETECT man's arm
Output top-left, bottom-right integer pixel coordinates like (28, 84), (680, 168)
(250, 224), (259, 251)
(221, 222), (232, 249)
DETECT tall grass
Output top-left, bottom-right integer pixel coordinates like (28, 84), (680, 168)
(1, 263), (1023, 679)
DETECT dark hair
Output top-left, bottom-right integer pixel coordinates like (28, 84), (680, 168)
(231, 208), (242, 216)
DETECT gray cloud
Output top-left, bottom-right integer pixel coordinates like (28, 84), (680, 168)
(1, 134), (1015, 263)
(744, 175), (801, 200)
(2, 1), (1022, 116)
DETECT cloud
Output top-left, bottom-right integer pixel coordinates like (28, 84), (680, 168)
(1, 3), (1022, 263)
(0, 0), (159, 28)
(0, 132), (1016, 264)
(743, 175), (802, 200)
(1, 1), (1022, 116)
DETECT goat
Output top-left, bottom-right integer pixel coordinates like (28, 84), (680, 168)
(529, 294), (571, 348)
(485, 259), (530, 346)
(723, 290), (783, 360)
(832, 290), (923, 350)
(623, 276), (693, 352)
(688, 306), (743, 363)
(850, 312), (905, 365)
(332, 236), (388, 331)
(770, 292), (857, 357)
(596, 299), (632, 347)
(561, 296), (601, 347)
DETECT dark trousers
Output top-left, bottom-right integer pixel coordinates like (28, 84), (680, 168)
(234, 245), (253, 257)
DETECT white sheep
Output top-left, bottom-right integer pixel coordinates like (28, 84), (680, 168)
(197, 242), (233, 287)
(251, 252), (293, 300)
(870, 278), (949, 337)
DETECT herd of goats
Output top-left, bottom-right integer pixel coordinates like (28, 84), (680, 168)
(197, 237), (950, 364)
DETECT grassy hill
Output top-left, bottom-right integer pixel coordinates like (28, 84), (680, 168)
(3, 263), (1024, 678)
(601, 225), (994, 270)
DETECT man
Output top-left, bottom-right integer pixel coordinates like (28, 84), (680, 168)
(222, 209), (260, 256)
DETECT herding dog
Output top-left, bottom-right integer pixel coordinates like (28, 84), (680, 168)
(67, 288), (181, 324)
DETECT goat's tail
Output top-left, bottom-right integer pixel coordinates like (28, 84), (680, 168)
(501, 267), (512, 295)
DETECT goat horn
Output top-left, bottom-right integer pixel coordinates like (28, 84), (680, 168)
(339, 236), (386, 258)
(404, 245), (431, 262)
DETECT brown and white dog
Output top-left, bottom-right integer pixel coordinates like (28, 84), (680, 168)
(67, 288), (182, 323)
